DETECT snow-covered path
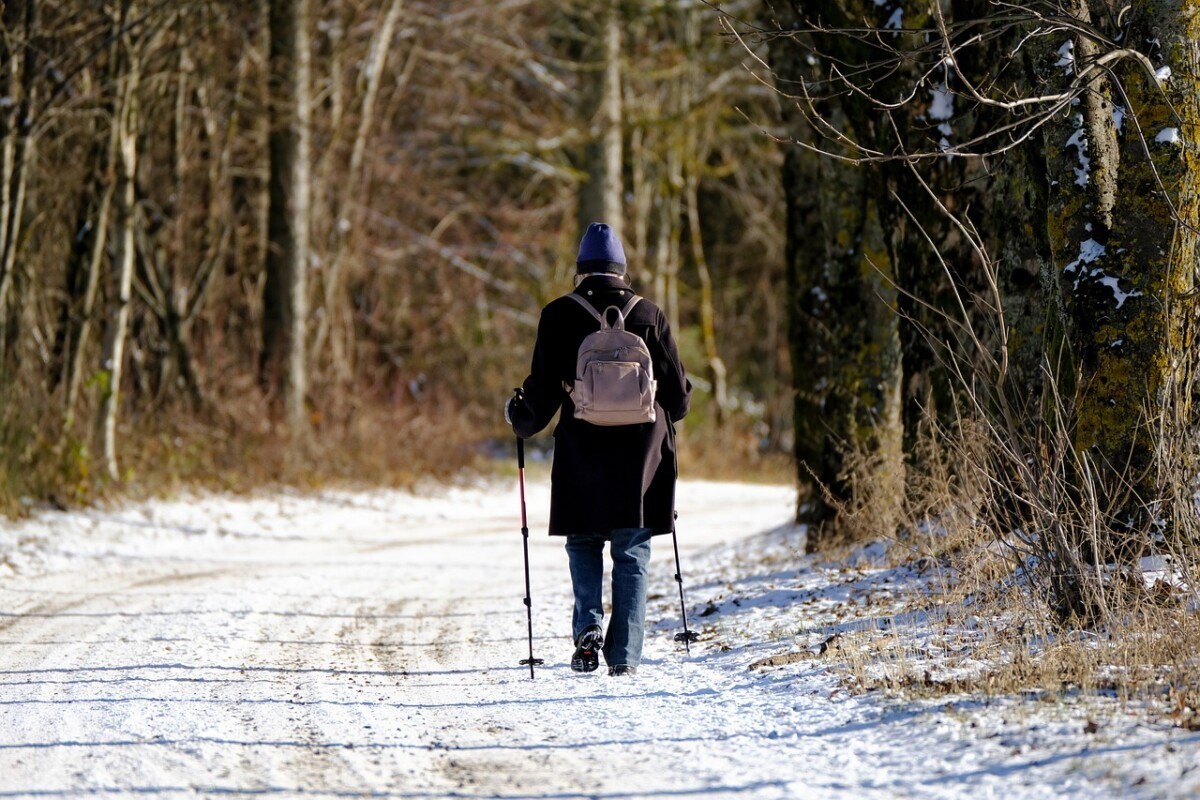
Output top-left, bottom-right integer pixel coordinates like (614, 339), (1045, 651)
(1, 479), (1197, 799)
(0, 480), (792, 797)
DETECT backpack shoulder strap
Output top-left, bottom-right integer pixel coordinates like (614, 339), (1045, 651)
(601, 295), (641, 331)
(565, 292), (603, 324)
(566, 292), (641, 330)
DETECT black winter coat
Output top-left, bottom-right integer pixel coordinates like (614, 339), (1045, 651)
(511, 274), (691, 536)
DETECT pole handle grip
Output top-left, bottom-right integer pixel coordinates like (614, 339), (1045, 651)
(513, 388), (526, 469)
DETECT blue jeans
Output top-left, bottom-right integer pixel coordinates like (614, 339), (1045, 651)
(565, 528), (653, 669)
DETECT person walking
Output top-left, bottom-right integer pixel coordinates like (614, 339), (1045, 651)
(506, 222), (692, 677)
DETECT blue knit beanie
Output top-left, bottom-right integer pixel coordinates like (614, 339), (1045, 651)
(575, 222), (626, 274)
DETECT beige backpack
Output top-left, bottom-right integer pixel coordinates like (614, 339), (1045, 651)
(564, 293), (657, 426)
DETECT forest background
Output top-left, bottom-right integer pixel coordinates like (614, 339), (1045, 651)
(3, 0), (1200, 698)
(0, 0), (791, 505)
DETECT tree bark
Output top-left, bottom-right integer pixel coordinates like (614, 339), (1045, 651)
(575, 0), (623, 237)
(1057, 0), (1200, 552)
(263, 0), (312, 435)
(313, 0), (405, 387)
(685, 170), (729, 422)
(63, 175), (115, 433)
(0, 0), (38, 364)
(629, 125), (651, 276)
(655, 151), (682, 334)
(96, 29), (140, 481)
(682, 4), (728, 425)
(0, 1), (17, 353)
(770, 1), (905, 549)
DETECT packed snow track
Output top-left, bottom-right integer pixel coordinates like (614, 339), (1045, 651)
(0, 480), (800, 798)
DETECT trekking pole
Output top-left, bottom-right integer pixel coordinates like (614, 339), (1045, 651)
(513, 395), (544, 678)
(671, 510), (700, 653)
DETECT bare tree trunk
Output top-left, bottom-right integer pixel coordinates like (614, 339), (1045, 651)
(0, 5), (17, 354)
(1058, 0), (1200, 553)
(653, 190), (668, 311)
(629, 125), (651, 276)
(263, 0), (312, 435)
(148, 38), (207, 411)
(685, 170), (728, 423)
(575, 0), (623, 236)
(313, 0), (405, 385)
(57, 27), (120, 432)
(0, 0), (38, 363)
(653, 137), (683, 333)
(771, 1), (905, 549)
(63, 178), (115, 432)
(97, 37), (141, 481)
(681, 5), (727, 424)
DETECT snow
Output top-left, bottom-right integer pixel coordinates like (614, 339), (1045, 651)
(929, 87), (955, 155)
(1064, 237), (1106, 275)
(929, 86), (954, 121)
(1156, 127), (1182, 145)
(1138, 556), (1184, 589)
(1, 478), (1199, 798)
(1056, 41), (1074, 74)
(1095, 273), (1143, 308)
(1062, 236), (1144, 308)
(1078, 238), (1105, 262)
(1065, 120), (1090, 186)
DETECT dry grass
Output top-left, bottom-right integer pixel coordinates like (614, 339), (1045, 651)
(677, 419), (794, 485)
(818, 412), (1200, 723)
(800, 196), (1200, 717)
(836, 595), (1200, 715)
(0, 382), (488, 516)
(2, 377), (791, 519)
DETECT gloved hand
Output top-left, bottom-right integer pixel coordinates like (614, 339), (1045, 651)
(506, 389), (534, 436)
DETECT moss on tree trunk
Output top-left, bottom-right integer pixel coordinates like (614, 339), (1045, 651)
(772, 0), (905, 550)
(1051, 0), (1200, 552)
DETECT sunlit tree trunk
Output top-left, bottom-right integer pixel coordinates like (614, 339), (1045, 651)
(1053, 0), (1200, 552)
(154, 39), (206, 411)
(655, 153), (682, 334)
(575, 0), (623, 236)
(263, 0), (312, 435)
(96, 21), (140, 481)
(62, 148), (116, 433)
(629, 126), (650, 273)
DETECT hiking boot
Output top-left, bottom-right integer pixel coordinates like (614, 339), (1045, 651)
(570, 625), (603, 673)
(608, 664), (637, 677)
